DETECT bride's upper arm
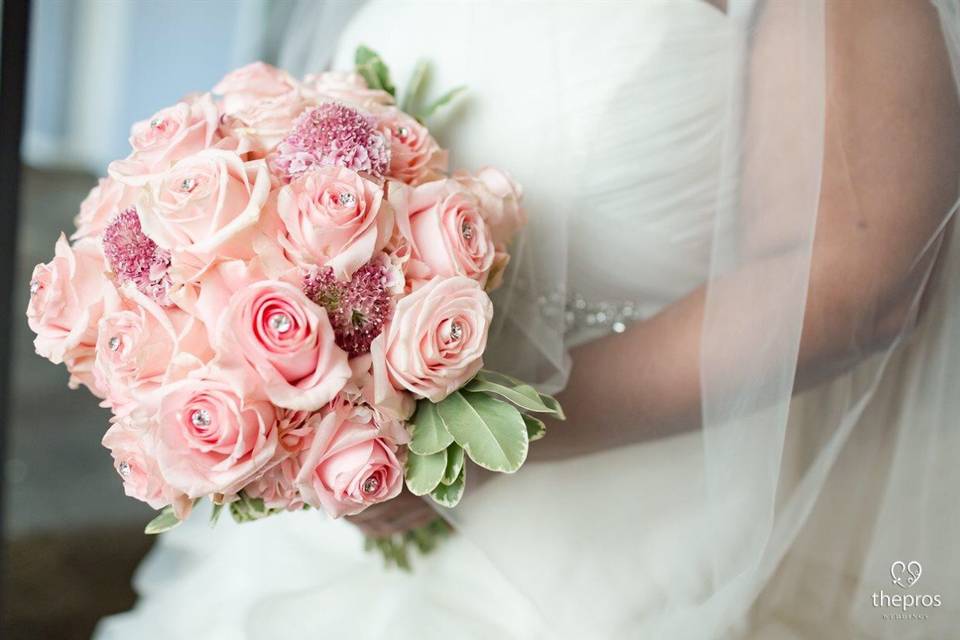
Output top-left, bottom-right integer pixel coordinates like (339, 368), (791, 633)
(751, 0), (960, 357)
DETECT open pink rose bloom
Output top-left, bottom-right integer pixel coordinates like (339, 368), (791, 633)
(27, 52), (561, 563)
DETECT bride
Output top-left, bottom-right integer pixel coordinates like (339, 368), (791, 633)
(97, 1), (960, 638)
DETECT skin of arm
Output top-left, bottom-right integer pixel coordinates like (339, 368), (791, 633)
(530, 0), (960, 461)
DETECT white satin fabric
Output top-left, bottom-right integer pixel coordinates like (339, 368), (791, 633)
(97, 1), (960, 638)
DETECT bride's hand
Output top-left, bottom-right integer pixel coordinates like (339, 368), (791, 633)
(346, 490), (439, 537)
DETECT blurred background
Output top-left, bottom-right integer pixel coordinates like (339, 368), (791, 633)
(3, 1), (301, 637)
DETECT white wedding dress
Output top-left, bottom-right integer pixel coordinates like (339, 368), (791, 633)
(97, 1), (960, 639)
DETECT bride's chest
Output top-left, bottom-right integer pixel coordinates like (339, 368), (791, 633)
(333, 0), (736, 332)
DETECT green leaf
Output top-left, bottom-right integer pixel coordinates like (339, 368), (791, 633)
(522, 414), (547, 441)
(354, 45), (396, 97)
(355, 45), (378, 66)
(405, 448), (448, 496)
(354, 45), (381, 88)
(468, 370), (561, 416)
(229, 493), (272, 523)
(363, 517), (452, 571)
(467, 369), (566, 420)
(242, 493), (267, 516)
(441, 444), (465, 485)
(409, 401), (454, 455)
(209, 501), (224, 527)
(408, 525), (435, 553)
(419, 85), (466, 119)
(438, 391), (528, 473)
(144, 506), (182, 535)
(538, 393), (565, 421)
(372, 536), (411, 571)
(401, 59), (429, 114)
(430, 465), (465, 507)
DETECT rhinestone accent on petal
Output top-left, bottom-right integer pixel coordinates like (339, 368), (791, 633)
(449, 321), (463, 342)
(337, 192), (356, 208)
(29, 280), (40, 296)
(395, 126), (409, 139)
(118, 461), (131, 477)
(461, 222), (474, 240)
(149, 118), (162, 129)
(191, 409), (211, 427)
(269, 313), (292, 334)
(180, 177), (196, 192)
(362, 477), (380, 494)
(108, 336), (121, 351)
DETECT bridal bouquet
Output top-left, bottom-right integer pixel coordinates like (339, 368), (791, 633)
(26, 48), (562, 560)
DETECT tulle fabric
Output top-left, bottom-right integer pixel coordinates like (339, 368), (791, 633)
(99, 1), (960, 638)
(427, 0), (960, 637)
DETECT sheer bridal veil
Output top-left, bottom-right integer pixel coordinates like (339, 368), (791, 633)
(281, 1), (960, 638)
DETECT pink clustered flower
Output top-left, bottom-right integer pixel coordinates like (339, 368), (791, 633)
(274, 102), (391, 181)
(102, 207), (172, 304)
(303, 261), (392, 357)
(301, 263), (341, 309)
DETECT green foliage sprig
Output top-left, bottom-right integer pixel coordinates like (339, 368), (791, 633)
(405, 370), (564, 508)
(357, 45), (465, 122)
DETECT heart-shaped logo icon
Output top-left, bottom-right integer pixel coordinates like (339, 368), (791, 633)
(891, 561), (922, 589)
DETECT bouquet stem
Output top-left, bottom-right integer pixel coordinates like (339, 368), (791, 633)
(363, 517), (453, 571)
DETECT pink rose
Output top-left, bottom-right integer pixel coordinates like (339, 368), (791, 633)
(239, 407), (311, 509)
(109, 94), (222, 183)
(172, 258), (266, 345)
(377, 108), (448, 185)
(154, 372), (279, 497)
(395, 180), (496, 287)
(94, 287), (211, 415)
(27, 235), (115, 395)
(220, 91), (314, 157)
(137, 150), (271, 278)
(102, 420), (191, 516)
(294, 405), (403, 518)
(244, 457), (304, 511)
(276, 165), (393, 279)
(454, 167), (526, 246)
(302, 71), (394, 108)
(72, 178), (136, 240)
(215, 64), (311, 155)
(372, 276), (493, 402)
(215, 281), (351, 411)
(345, 353), (416, 423)
(213, 62), (299, 114)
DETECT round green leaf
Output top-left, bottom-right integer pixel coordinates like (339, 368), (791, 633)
(441, 444), (465, 485)
(430, 465), (465, 508)
(438, 391), (528, 473)
(522, 414), (547, 441)
(409, 401), (454, 455)
(405, 448), (448, 496)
